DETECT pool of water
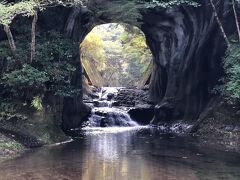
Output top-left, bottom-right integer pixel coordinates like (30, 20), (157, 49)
(0, 127), (240, 180)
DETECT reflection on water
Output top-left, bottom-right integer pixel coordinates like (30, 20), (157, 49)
(0, 127), (240, 180)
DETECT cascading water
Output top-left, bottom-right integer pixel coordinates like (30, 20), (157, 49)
(83, 87), (139, 128)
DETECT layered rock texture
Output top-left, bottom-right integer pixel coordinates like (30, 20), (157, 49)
(141, 1), (235, 125)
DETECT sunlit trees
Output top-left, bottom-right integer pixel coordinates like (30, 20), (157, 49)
(81, 24), (152, 87)
(119, 26), (152, 86)
(80, 32), (105, 72)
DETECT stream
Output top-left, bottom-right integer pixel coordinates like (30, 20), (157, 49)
(0, 87), (240, 180)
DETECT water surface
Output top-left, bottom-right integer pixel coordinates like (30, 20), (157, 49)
(0, 127), (240, 180)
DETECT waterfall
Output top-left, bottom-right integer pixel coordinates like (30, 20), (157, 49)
(84, 87), (139, 128)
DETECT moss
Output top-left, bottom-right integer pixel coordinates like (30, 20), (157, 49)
(0, 141), (24, 152)
(0, 134), (25, 161)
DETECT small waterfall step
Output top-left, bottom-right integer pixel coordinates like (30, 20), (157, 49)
(84, 87), (139, 128)
(93, 100), (113, 108)
(85, 107), (139, 128)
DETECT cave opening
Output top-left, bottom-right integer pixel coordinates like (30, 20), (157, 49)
(80, 23), (152, 88)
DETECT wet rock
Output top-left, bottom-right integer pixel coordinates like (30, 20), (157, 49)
(107, 93), (115, 100)
(62, 97), (92, 130)
(94, 110), (108, 117)
(142, 85), (149, 91)
(100, 118), (108, 127)
(90, 86), (99, 93)
(225, 125), (234, 132)
(128, 106), (154, 125)
(83, 94), (94, 102)
(112, 101), (120, 106)
(236, 110), (240, 117)
(233, 126), (240, 132)
(115, 88), (153, 107)
(87, 107), (138, 127)
(89, 93), (99, 99)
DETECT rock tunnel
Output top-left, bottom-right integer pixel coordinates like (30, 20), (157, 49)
(81, 23), (152, 88)
(60, 0), (235, 130)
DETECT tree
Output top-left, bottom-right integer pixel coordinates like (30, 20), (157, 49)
(80, 23), (152, 87)
(3, 25), (16, 57)
(213, 0), (240, 103)
(0, 0), (87, 59)
(80, 31), (105, 71)
(119, 25), (152, 86)
(30, 11), (38, 63)
(0, 1), (37, 56)
(232, 0), (240, 41)
(209, 0), (230, 46)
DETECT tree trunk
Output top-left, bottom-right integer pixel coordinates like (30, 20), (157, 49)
(210, 0), (230, 46)
(3, 25), (16, 57)
(232, 0), (240, 41)
(30, 12), (38, 63)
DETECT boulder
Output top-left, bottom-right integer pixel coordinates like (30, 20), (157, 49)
(128, 106), (154, 125)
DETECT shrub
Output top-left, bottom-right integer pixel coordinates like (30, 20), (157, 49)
(216, 43), (240, 104)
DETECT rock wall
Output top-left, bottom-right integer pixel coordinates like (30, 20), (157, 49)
(53, 0), (235, 129)
(141, 1), (235, 125)
(62, 6), (94, 130)
(0, 0), (235, 130)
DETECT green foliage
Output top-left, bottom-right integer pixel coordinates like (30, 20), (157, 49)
(215, 42), (240, 104)
(0, 24), (80, 105)
(119, 26), (152, 86)
(31, 96), (43, 110)
(0, 98), (28, 121)
(54, 85), (82, 96)
(81, 23), (152, 87)
(0, 101), (19, 114)
(0, 140), (24, 152)
(81, 32), (105, 72)
(0, 0), (88, 25)
(90, 0), (198, 25)
(0, 1), (36, 25)
(34, 31), (78, 96)
(2, 64), (49, 88)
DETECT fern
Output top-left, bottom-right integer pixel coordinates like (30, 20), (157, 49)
(31, 96), (43, 111)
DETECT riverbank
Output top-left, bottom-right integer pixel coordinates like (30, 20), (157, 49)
(0, 133), (24, 162)
(194, 99), (240, 152)
(0, 103), (71, 161)
(0, 89), (240, 161)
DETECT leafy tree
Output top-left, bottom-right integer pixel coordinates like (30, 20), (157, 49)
(212, 0), (240, 104)
(216, 43), (240, 104)
(0, 0), (87, 59)
(1, 64), (49, 101)
(0, 0), (199, 110)
(81, 23), (152, 87)
(0, 27), (80, 109)
(119, 25), (152, 87)
(80, 31), (106, 72)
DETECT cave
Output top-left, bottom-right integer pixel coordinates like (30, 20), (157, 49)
(60, 0), (235, 131)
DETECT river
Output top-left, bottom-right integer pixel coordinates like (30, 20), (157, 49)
(0, 127), (240, 180)
(0, 87), (239, 180)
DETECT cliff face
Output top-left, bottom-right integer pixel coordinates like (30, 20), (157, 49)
(61, 0), (235, 129)
(141, 1), (234, 125)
